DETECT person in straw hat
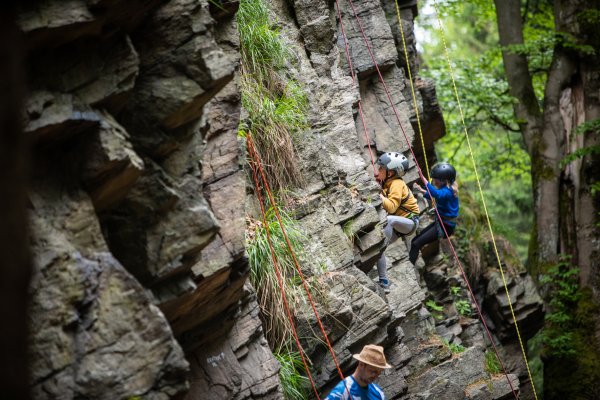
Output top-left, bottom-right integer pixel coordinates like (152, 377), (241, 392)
(324, 344), (391, 399)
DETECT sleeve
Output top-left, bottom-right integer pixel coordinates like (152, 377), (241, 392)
(425, 182), (453, 201)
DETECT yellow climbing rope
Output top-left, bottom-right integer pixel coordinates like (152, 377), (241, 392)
(393, 0), (431, 180)
(429, 0), (539, 398)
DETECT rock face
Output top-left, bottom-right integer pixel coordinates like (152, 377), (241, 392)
(20, 0), (277, 399)
(28, 181), (189, 399)
(19, 0), (544, 399)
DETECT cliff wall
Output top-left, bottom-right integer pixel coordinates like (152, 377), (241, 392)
(19, 1), (543, 399)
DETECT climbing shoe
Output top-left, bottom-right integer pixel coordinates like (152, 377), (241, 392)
(378, 278), (391, 294)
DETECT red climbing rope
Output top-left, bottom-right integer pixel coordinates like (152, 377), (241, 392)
(247, 137), (322, 399)
(341, 0), (520, 397)
(333, 0), (376, 170)
(247, 134), (353, 399)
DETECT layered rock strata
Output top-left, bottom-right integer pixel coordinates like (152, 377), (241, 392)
(19, 0), (544, 399)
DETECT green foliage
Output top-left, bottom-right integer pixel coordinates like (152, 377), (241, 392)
(543, 287), (600, 399)
(539, 256), (581, 358)
(560, 118), (600, 169)
(417, 0), (534, 263)
(426, 299), (444, 312)
(425, 299), (444, 320)
(342, 219), (355, 242)
(559, 145), (600, 168)
(242, 78), (308, 136)
(246, 206), (306, 349)
(578, 8), (600, 24)
(484, 350), (501, 375)
(274, 350), (309, 400)
(554, 32), (596, 55)
(455, 299), (472, 316)
(449, 285), (472, 316)
(575, 118), (600, 136)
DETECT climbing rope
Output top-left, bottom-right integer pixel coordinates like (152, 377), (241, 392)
(247, 136), (322, 399)
(247, 134), (352, 399)
(343, 0), (520, 397)
(333, 0), (377, 171)
(431, 0), (539, 398)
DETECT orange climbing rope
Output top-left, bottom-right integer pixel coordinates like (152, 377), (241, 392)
(247, 134), (353, 399)
(341, 0), (520, 397)
(247, 137), (322, 399)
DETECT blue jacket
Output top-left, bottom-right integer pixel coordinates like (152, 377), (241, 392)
(325, 376), (386, 399)
(425, 182), (459, 226)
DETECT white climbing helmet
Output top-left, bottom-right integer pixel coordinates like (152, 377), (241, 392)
(376, 152), (409, 177)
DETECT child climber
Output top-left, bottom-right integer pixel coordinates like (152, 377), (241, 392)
(375, 152), (420, 292)
(410, 162), (459, 265)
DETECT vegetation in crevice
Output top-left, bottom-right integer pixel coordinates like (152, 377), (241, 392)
(237, 0), (308, 192)
(425, 299), (444, 320)
(484, 349), (501, 375)
(239, 0), (314, 392)
(441, 338), (465, 354)
(450, 286), (472, 317)
(246, 205), (329, 398)
(539, 256), (581, 358)
(246, 206), (306, 350)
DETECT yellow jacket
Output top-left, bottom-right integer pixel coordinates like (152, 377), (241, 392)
(381, 178), (419, 217)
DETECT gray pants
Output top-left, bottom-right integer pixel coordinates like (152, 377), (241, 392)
(377, 215), (419, 280)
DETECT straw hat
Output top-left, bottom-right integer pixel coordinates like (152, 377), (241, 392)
(352, 344), (391, 369)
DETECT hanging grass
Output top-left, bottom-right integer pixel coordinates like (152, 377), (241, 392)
(237, 0), (308, 192)
(237, 0), (290, 77)
(246, 206), (306, 349)
(274, 349), (309, 400)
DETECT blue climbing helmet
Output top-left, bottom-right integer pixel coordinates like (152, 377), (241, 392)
(376, 152), (409, 177)
(431, 162), (456, 183)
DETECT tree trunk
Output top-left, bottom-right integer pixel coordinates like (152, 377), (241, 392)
(0, 3), (33, 399)
(495, 0), (600, 398)
(493, 0), (560, 277)
(557, 0), (600, 310)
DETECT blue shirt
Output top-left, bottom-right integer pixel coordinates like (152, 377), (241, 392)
(424, 182), (459, 226)
(325, 376), (386, 400)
